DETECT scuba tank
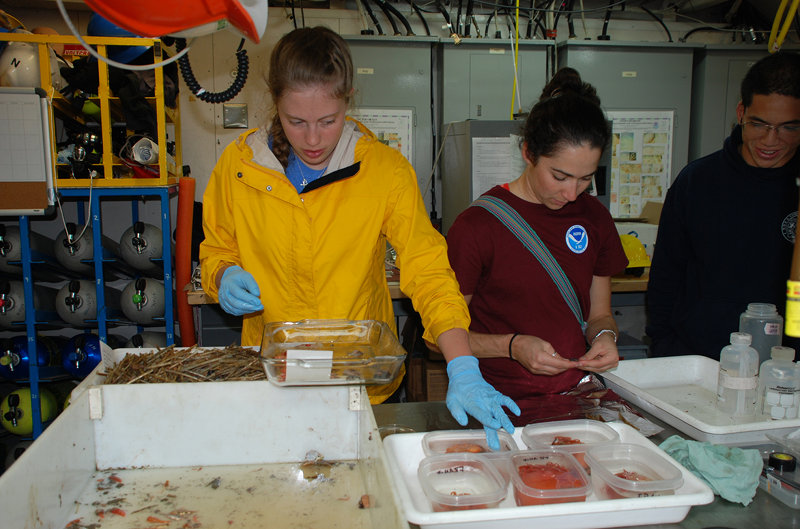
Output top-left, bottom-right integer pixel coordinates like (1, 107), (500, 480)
(125, 331), (167, 349)
(4, 439), (33, 470)
(121, 278), (166, 324)
(0, 280), (58, 329)
(54, 222), (121, 276)
(0, 224), (58, 277)
(119, 221), (166, 276)
(55, 279), (122, 327)
(0, 336), (60, 380)
(61, 333), (104, 379)
(0, 387), (58, 436)
(45, 380), (79, 412)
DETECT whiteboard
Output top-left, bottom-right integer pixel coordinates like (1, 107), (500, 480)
(0, 87), (55, 216)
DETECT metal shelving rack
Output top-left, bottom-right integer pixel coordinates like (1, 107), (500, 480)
(1, 32), (182, 439)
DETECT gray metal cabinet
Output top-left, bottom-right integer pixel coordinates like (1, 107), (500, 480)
(557, 41), (698, 184)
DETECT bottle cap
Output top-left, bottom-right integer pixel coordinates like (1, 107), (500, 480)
(730, 332), (752, 346)
(771, 346), (795, 362)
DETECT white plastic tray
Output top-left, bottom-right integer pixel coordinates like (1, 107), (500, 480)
(383, 422), (714, 529)
(602, 356), (800, 445)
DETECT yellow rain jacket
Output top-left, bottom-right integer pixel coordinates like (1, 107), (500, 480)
(200, 119), (470, 403)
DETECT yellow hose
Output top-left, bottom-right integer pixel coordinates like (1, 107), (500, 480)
(769, 0), (800, 53)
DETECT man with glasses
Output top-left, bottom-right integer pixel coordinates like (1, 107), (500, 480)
(647, 51), (800, 359)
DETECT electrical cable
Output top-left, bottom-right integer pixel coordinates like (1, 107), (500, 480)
(769, 0), (800, 52)
(175, 38), (249, 104)
(362, 0), (385, 35)
(371, 0), (402, 35)
(679, 25), (723, 42)
(640, 4), (672, 42)
(552, 0), (566, 35)
(55, 0), (189, 72)
(437, 0), (460, 41)
(471, 15), (482, 37)
(422, 122), (453, 209)
(598, 0), (615, 40)
(410, 1), (431, 36)
(288, 0), (298, 29)
(579, 0), (588, 38)
(465, 0), (475, 36)
(567, 0), (576, 39)
(485, 10), (496, 37)
(380, 0), (415, 35)
(355, 0), (374, 33)
(456, 0), (464, 36)
(525, 0), (534, 38)
(510, 2), (522, 118)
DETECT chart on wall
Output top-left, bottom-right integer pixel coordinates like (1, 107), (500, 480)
(349, 108), (413, 164)
(607, 110), (674, 218)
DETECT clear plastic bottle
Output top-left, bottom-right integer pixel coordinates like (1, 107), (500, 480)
(717, 332), (760, 417)
(739, 303), (784, 366)
(758, 346), (800, 420)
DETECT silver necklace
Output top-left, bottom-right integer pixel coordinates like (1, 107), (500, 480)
(297, 161), (308, 188)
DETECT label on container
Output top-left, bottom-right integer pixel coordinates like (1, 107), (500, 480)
(285, 349), (333, 382)
(719, 371), (758, 390)
(786, 280), (800, 337)
(764, 322), (782, 335)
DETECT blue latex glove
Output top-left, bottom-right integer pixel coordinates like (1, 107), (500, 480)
(218, 265), (264, 316)
(446, 355), (521, 451)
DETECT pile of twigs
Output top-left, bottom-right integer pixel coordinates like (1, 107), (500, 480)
(102, 345), (267, 384)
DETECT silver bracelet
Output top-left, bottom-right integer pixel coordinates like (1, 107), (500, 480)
(591, 329), (617, 345)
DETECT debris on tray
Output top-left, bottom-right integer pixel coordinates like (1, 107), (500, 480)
(102, 345), (266, 384)
(359, 494), (372, 508)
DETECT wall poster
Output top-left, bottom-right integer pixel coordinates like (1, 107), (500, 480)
(607, 110), (674, 218)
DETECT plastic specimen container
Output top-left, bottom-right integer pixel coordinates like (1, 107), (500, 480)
(521, 419), (620, 469)
(422, 429), (519, 484)
(260, 319), (406, 386)
(585, 443), (684, 499)
(510, 449), (591, 506)
(417, 453), (507, 512)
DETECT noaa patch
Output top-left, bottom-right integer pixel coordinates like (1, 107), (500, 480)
(783, 211), (797, 243)
(566, 224), (588, 254)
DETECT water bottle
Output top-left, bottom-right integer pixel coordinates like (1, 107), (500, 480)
(739, 303), (784, 365)
(717, 332), (760, 417)
(758, 346), (800, 420)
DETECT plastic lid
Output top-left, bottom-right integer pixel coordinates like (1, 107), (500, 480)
(771, 346), (796, 362)
(730, 332), (752, 345)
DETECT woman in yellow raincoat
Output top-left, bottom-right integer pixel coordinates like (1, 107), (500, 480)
(199, 26), (518, 449)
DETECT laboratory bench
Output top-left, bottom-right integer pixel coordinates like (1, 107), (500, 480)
(372, 400), (800, 529)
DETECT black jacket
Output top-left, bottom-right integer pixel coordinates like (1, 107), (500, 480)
(646, 126), (800, 359)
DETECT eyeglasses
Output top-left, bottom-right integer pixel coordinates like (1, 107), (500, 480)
(741, 120), (800, 139)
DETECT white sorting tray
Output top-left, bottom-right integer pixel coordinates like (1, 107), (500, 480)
(602, 355), (800, 445)
(383, 422), (714, 529)
(0, 352), (408, 529)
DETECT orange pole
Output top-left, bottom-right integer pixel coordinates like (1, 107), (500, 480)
(176, 177), (197, 346)
(786, 194), (800, 337)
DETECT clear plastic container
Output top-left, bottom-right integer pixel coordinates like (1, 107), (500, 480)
(521, 419), (620, 470)
(740, 303), (784, 366)
(509, 449), (591, 506)
(417, 453), (507, 512)
(585, 443), (684, 499)
(758, 346), (800, 420)
(422, 429), (518, 483)
(422, 429), (518, 456)
(717, 332), (759, 417)
(259, 319), (406, 386)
